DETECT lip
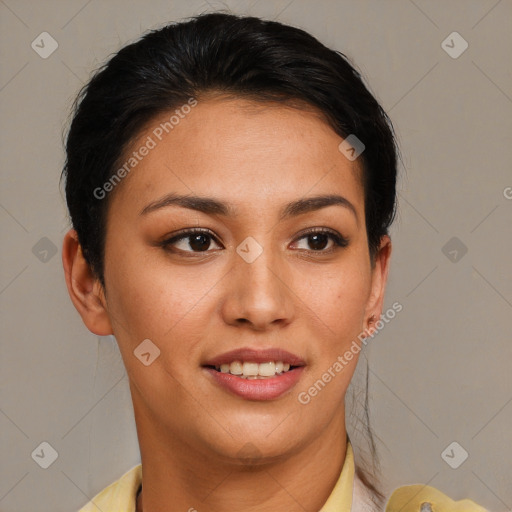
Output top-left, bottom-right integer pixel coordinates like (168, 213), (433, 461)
(202, 347), (306, 401)
(202, 348), (306, 367)
(204, 366), (305, 401)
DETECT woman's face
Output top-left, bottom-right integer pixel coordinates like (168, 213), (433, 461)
(92, 96), (390, 462)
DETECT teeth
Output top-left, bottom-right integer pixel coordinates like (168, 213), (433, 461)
(214, 360), (294, 378)
(258, 362), (277, 377)
(229, 361), (243, 375)
(243, 362), (259, 376)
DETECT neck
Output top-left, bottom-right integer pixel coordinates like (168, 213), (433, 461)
(132, 392), (348, 512)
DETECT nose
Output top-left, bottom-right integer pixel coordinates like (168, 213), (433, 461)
(220, 243), (295, 331)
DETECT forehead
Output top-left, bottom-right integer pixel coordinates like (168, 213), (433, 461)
(108, 96), (364, 218)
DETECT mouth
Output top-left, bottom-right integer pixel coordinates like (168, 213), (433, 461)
(202, 348), (306, 400)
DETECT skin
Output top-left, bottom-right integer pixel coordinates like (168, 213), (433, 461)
(62, 96), (391, 512)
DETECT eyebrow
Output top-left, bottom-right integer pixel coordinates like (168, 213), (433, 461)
(140, 193), (358, 223)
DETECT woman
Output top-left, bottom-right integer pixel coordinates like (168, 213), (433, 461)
(61, 12), (487, 512)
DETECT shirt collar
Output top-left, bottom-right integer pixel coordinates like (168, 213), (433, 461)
(318, 439), (355, 512)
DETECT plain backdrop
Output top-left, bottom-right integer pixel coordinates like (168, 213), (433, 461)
(0, 1), (511, 511)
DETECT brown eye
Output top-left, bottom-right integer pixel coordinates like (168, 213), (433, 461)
(305, 233), (330, 251)
(293, 228), (349, 253)
(185, 233), (212, 252)
(160, 229), (222, 254)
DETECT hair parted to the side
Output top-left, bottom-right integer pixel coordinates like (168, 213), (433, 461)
(61, 11), (398, 506)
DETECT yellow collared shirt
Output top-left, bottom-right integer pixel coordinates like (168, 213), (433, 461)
(78, 442), (487, 512)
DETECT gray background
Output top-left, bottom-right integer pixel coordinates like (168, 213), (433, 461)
(0, 0), (511, 511)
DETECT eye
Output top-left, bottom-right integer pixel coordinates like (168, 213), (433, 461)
(292, 228), (349, 253)
(159, 227), (349, 256)
(159, 228), (222, 254)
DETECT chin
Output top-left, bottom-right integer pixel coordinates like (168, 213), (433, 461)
(202, 426), (307, 468)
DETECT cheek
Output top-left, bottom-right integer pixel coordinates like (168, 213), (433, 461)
(293, 263), (370, 416)
(103, 243), (220, 361)
(299, 259), (371, 342)
(103, 256), (211, 410)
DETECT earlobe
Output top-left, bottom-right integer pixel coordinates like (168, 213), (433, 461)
(364, 235), (392, 331)
(62, 229), (113, 336)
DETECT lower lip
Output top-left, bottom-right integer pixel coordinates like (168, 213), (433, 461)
(204, 367), (305, 401)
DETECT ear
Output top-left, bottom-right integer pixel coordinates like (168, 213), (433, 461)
(363, 235), (392, 332)
(62, 229), (113, 336)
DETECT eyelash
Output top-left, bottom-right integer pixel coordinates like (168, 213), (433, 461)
(158, 227), (349, 256)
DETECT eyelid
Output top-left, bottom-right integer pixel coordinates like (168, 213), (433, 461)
(297, 226), (347, 240)
(164, 227), (219, 240)
(159, 227), (223, 248)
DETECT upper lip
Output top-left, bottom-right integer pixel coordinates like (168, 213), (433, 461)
(202, 348), (306, 367)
